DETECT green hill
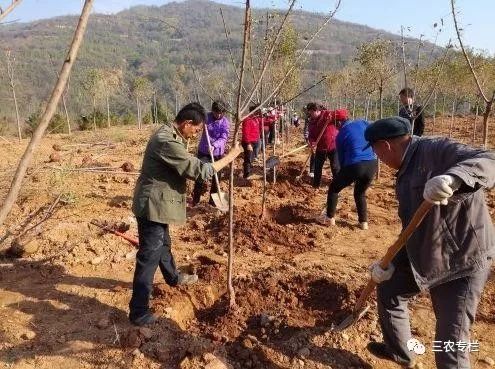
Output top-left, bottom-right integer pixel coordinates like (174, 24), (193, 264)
(0, 0), (428, 130)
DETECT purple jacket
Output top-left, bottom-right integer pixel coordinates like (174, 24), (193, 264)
(197, 112), (230, 157)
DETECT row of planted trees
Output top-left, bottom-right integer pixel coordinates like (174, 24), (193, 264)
(0, 56), (179, 138)
(321, 36), (495, 146)
(0, 0), (494, 308)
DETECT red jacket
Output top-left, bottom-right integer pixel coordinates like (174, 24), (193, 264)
(262, 113), (277, 131)
(308, 110), (339, 152)
(242, 115), (262, 143)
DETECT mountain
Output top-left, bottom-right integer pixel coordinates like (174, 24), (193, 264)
(0, 0), (425, 127)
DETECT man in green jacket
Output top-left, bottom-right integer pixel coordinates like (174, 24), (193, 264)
(130, 102), (242, 326)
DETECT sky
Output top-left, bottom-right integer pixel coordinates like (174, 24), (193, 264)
(2, 0), (494, 55)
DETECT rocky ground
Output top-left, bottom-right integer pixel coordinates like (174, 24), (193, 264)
(0, 117), (494, 369)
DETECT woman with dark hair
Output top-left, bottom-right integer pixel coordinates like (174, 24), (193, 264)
(192, 100), (231, 206)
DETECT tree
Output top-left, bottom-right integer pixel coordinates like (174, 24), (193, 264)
(4, 50), (22, 142)
(132, 77), (153, 129)
(0, 0), (94, 228)
(355, 39), (397, 120)
(451, 0), (495, 148)
(81, 68), (105, 130)
(102, 68), (123, 128)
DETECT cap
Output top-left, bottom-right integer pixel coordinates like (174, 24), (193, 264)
(364, 116), (411, 148)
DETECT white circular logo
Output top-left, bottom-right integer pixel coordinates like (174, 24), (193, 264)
(407, 338), (426, 355)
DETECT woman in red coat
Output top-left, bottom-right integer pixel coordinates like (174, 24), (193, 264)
(241, 105), (263, 178)
(307, 103), (340, 187)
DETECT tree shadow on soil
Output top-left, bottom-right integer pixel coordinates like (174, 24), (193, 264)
(0, 259), (218, 369)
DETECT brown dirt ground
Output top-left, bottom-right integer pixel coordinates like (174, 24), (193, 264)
(0, 117), (494, 369)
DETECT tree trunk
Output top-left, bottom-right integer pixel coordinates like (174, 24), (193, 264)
(92, 96), (96, 131)
(0, 0), (94, 228)
(62, 94), (71, 135)
(106, 93), (111, 128)
(136, 96), (141, 129)
(6, 52), (22, 142)
(352, 97), (356, 120)
(365, 95), (370, 121)
(473, 102), (479, 144)
(449, 95), (456, 138)
(272, 118), (277, 184)
(432, 91), (437, 134)
(11, 83), (22, 142)
(261, 117), (267, 219)
(482, 96), (494, 149)
(379, 85), (383, 119)
(228, 0), (251, 309)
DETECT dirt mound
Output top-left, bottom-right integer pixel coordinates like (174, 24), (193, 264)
(195, 269), (352, 340)
(200, 205), (318, 255)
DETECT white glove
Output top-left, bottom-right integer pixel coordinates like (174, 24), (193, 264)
(423, 175), (462, 205)
(369, 261), (395, 284)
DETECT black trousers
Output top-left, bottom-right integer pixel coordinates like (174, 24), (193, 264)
(313, 150), (340, 187)
(129, 217), (178, 320)
(242, 141), (259, 178)
(326, 159), (377, 222)
(192, 153), (222, 206)
(309, 153), (315, 174)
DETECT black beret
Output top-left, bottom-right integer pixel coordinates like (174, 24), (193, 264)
(364, 117), (412, 147)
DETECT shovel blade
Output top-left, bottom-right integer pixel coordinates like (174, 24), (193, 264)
(211, 192), (229, 212)
(333, 305), (370, 332)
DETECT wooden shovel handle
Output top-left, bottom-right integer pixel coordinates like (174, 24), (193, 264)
(280, 144), (308, 158)
(203, 123), (223, 203)
(353, 200), (433, 312)
(298, 120), (330, 176)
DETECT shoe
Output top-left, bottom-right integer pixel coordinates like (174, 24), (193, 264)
(309, 172), (314, 178)
(316, 213), (335, 226)
(367, 342), (416, 368)
(130, 312), (157, 326)
(359, 222), (369, 230)
(177, 273), (198, 285)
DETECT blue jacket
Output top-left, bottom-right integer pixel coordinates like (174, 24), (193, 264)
(336, 120), (376, 168)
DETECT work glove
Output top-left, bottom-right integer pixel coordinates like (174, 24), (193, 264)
(369, 261), (395, 284)
(423, 175), (462, 205)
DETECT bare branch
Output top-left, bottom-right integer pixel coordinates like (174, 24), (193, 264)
(0, 0), (22, 23)
(240, 0), (297, 115)
(416, 44), (451, 118)
(241, 0), (342, 120)
(280, 75), (328, 106)
(220, 8), (241, 82)
(450, 0), (489, 103)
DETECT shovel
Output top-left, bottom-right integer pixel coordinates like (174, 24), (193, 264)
(204, 123), (229, 212)
(265, 144), (308, 169)
(295, 120), (330, 180)
(333, 200), (433, 331)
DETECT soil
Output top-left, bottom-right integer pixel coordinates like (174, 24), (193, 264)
(0, 117), (494, 369)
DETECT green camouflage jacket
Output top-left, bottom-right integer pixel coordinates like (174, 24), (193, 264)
(132, 123), (214, 224)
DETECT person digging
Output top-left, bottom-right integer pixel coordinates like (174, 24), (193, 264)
(317, 109), (377, 230)
(130, 103), (242, 326)
(364, 116), (494, 369)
